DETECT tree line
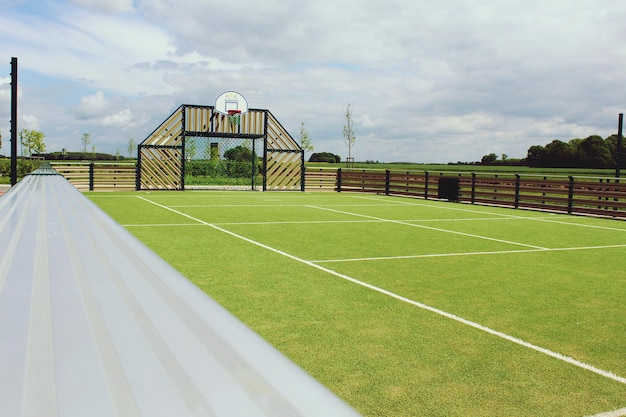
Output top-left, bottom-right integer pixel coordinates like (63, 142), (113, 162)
(481, 134), (625, 169)
(0, 129), (138, 161)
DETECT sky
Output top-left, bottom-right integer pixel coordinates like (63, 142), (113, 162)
(1, 0), (625, 163)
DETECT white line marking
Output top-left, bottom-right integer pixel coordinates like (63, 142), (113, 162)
(138, 196), (626, 387)
(121, 219), (626, 259)
(120, 217), (586, 227)
(306, 205), (550, 250)
(585, 407), (626, 417)
(123, 223), (204, 227)
(354, 195), (626, 232)
(312, 244), (626, 263)
(518, 216), (626, 232)
(352, 195), (529, 218)
(168, 203), (398, 208)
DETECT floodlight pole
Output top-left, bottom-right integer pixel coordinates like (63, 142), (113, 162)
(10, 57), (18, 186)
(617, 113), (624, 178)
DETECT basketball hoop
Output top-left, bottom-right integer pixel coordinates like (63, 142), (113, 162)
(228, 109), (242, 126)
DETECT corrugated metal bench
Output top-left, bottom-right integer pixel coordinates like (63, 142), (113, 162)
(0, 166), (361, 417)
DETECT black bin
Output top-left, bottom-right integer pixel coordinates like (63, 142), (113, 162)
(438, 177), (460, 201)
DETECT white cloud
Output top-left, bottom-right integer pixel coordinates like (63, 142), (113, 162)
(21, 114), (42, 131)
(101, 108), (149, 129)
(77, 91), (110, 118)
(0, 78), (11, 126)
(100, 109), (132, 127)
(68, 0), (135, 13)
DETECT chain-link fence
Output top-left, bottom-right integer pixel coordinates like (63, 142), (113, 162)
(184, 136), (263, 190)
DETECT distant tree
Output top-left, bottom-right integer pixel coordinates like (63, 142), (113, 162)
(578, 135), (611, 168)
(224, 145), (253, 162)
(605, 134), (626, 169)
(343, 104), (356, 163)
(128, 137), (136, 157)
(309, 152), (340, 163)
(37, 151), (122, 161)
(19, 128), (46, 157)
(81, 133), (91, 158)
(187, 138), (197, 160)
(526, 135), (619, 168)
(526, 145), (546, 167)
(202, 142), (212, 160)
(544, 140), (576, 167)
(299, 122), (314, 157)
(480, 153), (498, 165)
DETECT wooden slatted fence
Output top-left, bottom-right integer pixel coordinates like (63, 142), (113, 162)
(51, 162), (136, 191)
(305, 168), (626, 220)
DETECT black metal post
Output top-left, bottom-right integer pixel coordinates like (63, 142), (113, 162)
(336, 168), (342, 192)
(616, 113), (623, 178)
(568, 176), (575, 214)
(10, 58), (18, 186)
(135, 147), (142, 190)
(300, 150), (305, 192)
(471, 173), (476, 204)
(180, 107), (186, 191)
(89, 162), (95, 191)
(385, 170), (390, 195)
(251, 138), (256, 191)
(514, 174), (521, 208)
(262, 111), (268, 191)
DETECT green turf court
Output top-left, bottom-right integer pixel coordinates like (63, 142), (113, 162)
(89, 191), (626, 417)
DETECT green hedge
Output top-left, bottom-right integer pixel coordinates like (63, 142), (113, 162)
(0, 159), (44, 183)
(185, 160), (262, 179)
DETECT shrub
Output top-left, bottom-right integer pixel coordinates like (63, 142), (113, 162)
(309, 152), (341, 163)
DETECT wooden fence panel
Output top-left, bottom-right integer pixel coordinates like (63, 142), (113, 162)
(51, 162), (136, 191)
(317, 168), (626, 220)
(304, 168), (338, 191)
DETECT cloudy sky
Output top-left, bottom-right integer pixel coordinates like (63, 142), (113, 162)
(1, 0), (625, 163)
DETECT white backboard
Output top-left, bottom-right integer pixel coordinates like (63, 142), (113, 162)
(214, 91), (249, 115)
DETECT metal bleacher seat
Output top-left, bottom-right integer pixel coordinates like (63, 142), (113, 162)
(0, 165), (361, 417)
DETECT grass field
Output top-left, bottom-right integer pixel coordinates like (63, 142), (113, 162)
(88, 190), (626, 417)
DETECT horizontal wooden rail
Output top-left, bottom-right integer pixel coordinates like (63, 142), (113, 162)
(51, 162), (137, 191)
(303, 167), (338, 191)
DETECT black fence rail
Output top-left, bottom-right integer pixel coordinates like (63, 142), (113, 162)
(316, 168), (626, 220)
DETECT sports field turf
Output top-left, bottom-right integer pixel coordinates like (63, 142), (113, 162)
(89, 191), (626, 417)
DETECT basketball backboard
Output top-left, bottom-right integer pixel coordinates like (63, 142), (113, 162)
(214, 91), (248, 115)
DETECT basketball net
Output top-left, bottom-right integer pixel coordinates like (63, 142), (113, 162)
(228, 109), (241, 127)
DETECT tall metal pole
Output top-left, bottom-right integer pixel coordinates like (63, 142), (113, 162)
(617, 113), (624, 178)
(10, 57), (18, 186)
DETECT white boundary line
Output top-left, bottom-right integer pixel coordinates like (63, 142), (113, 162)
(121, 220), (626, 261)
(138, 196), (626, 387)
(585, 407), (626, 417)
(353, 195), (626, 233)
(311, 243), (626, 263)
(306, 205), (550, 250)
(122, 216), (601, 227)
